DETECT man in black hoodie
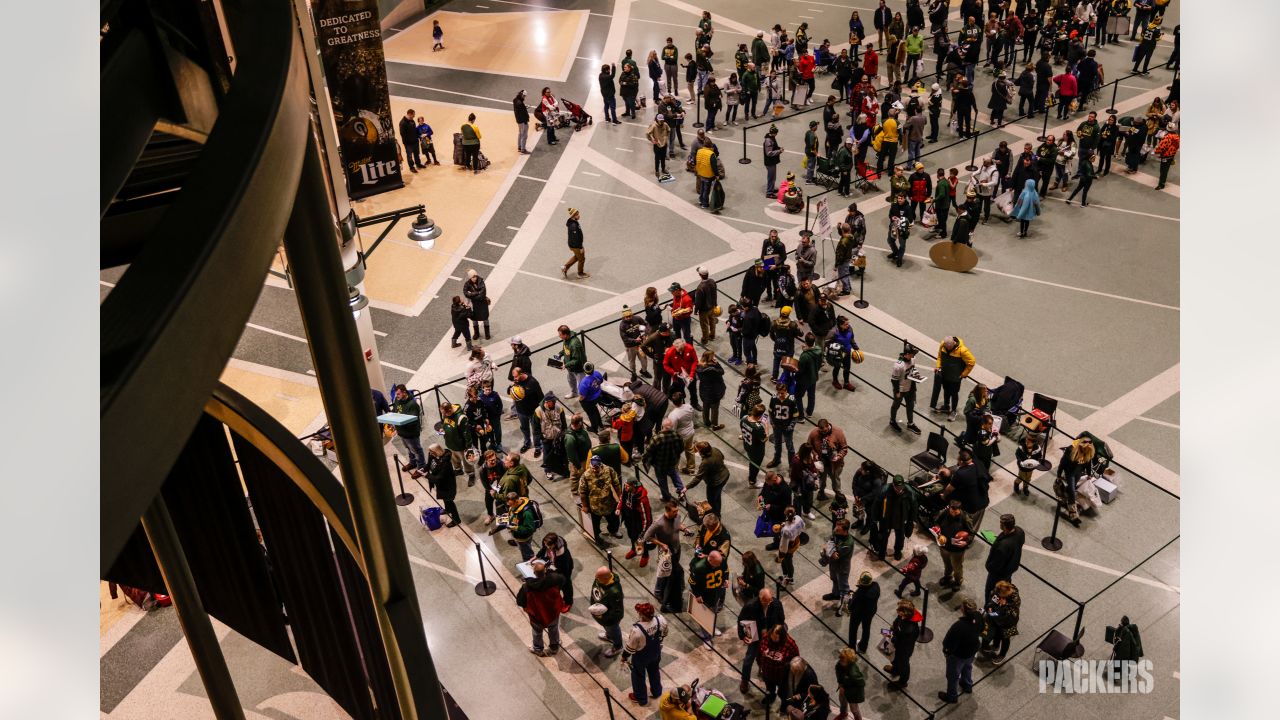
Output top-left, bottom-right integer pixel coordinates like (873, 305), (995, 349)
(400, 109), (424, 172)
(938, 600), (982, 703)
(984, 514), (1025, 600)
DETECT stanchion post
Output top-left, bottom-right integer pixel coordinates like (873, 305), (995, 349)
(1105, 79), (1120, 114)
(607, 549), (615, 573)
(474, 542), (497, 596)
(964, 132), (979, 171)
(739, 125), (752, 164)
(1042, 500), (1065, 551)
(804, 196), (811, 235)
(603, 688), (617, 720)
(917, 587), (935, 643)
(1069, 601), (1086, 657)
(393, 454), (414, 506)
(693, 90), (704, 128)
(1037, 107), (1051, 141)
(853, 270), (869, 309)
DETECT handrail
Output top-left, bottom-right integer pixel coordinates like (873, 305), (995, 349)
(101, 0), (311, 573)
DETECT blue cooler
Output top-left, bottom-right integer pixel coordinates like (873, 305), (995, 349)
(421, 506), (444, 531)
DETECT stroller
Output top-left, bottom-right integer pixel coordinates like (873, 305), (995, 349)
(533, 106), (571, 132)
(560, 98), (593, 130)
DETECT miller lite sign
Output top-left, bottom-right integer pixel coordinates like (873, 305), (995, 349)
(309, 0), (403, 199)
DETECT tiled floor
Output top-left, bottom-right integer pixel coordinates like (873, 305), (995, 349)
(101, 1), (1181, 718)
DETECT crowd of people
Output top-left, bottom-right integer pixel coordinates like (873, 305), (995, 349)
(396, 1), (1177, 717)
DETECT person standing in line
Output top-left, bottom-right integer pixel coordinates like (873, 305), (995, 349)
(936, 600), (983, 703)
(936, 500), (974, 589)
(1033, 51), (1052, 116)
(399, 109), (424, 173)
(538, 87), (559, 146)
(889, 346), (922, 434)
(643, 419), (687, 502)
(869, 475), (920, 561)
(511, 91), (532, 155)
(415, 115), (439, 165)
(624, 602), (669, 707)
(1153, 122), (1179, 190)
(424, 440), (460, 525)
(646, 113), (671, 180)
(1065, 150), (1096, 206)
(460, 113), (482, 174)
(590, 566), (625, 658)
(577, 455), (622, 546)
(930, 336), (975, 419)
(1010, 178), (1041, 238)
(981, 580), (1021, 664)
(1132, 15), (1163, 73)
(835, 647), (867, 719)
(758, 624), (800, 712)
(561, 208), (589, 279)
(738, 587), (785, 695)
(823, 518), (857, 601)
(431, 19), (444, 51)
(703, 77), (722, 131)
(599, 64), (620, 125)
(687, 440), (728, 515)
(462, 269), (490, 340)
(695, 352), (726, 431)
(558, 324), (588, 398)
(741, 62), (761, 120)
(984, 514), (1025, 600)
(516, 559), (571, 656)
(763, 125), (784, 197)
(662, 38), (680, 96)
(619, 473), (653, 566)
(642, 500), (684, 610)
(647, 50), (664, 104)
(884, 599), (921, 691)
(390, 384), (427, 476)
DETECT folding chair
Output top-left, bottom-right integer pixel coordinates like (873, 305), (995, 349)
(1032, 626), (1086, 669)
(909, 431), (948, 478)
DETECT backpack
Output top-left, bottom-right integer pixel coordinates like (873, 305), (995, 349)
(755, 311), (772, 338)
(527, 499), (545, 529)
(824, 340), (846, 366)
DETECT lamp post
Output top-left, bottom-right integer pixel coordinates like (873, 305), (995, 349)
(408, 210), (442, 250)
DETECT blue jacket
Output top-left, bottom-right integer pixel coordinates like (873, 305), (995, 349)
(578, 371), (605, 402)
(833, 326), (857, 352)
(1011, 180), (1041, 221)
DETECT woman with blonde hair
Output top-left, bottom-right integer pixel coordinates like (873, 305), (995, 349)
(1054, 436), (1096, 526)
(981, 580), (1021, 664)
(835, 647), (866, 719)
(647, 50), (663, 102)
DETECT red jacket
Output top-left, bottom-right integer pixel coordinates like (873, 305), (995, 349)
(798, 54), (816, 80)
(664, 343), (698, 378)
(517, 572), (569, 626)
(862, 48), (879, 77)
(757, 634), (799, 682)
(1052, 73), (1077, 97)
(903, 554), (928, 579)
(619, 482), (652, 527)
(670, 290), (694, 320)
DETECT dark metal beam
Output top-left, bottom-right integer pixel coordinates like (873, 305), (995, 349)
(282, 127), (447, 720)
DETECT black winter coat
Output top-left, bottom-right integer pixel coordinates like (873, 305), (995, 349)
(697, 362), (727, 403)
(985, 527), (1025, 579)
(427, 452), (458, 500)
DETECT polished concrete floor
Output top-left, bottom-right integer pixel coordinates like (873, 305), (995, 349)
(101, 1), (1181, 718)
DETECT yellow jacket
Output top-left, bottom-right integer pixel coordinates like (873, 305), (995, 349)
(695, 146), (719, 179)
(935, 337), (976, 381)
(658, 693), (697, 720)
(881, 117), (899, 143)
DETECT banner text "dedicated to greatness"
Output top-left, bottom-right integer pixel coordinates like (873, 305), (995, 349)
(318, 11), (380, 47)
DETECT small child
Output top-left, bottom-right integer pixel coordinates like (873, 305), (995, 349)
(895, 545), (928, 598)
(829, 490), (849, 526)
(726, 304), (743, 365)
(432, 20), (444, 51)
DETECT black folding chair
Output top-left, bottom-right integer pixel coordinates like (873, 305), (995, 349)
(909, 431), (949, 477)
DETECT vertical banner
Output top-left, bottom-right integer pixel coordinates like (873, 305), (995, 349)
(813, 197), (831, 237)
(310, 0), (403, 199)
